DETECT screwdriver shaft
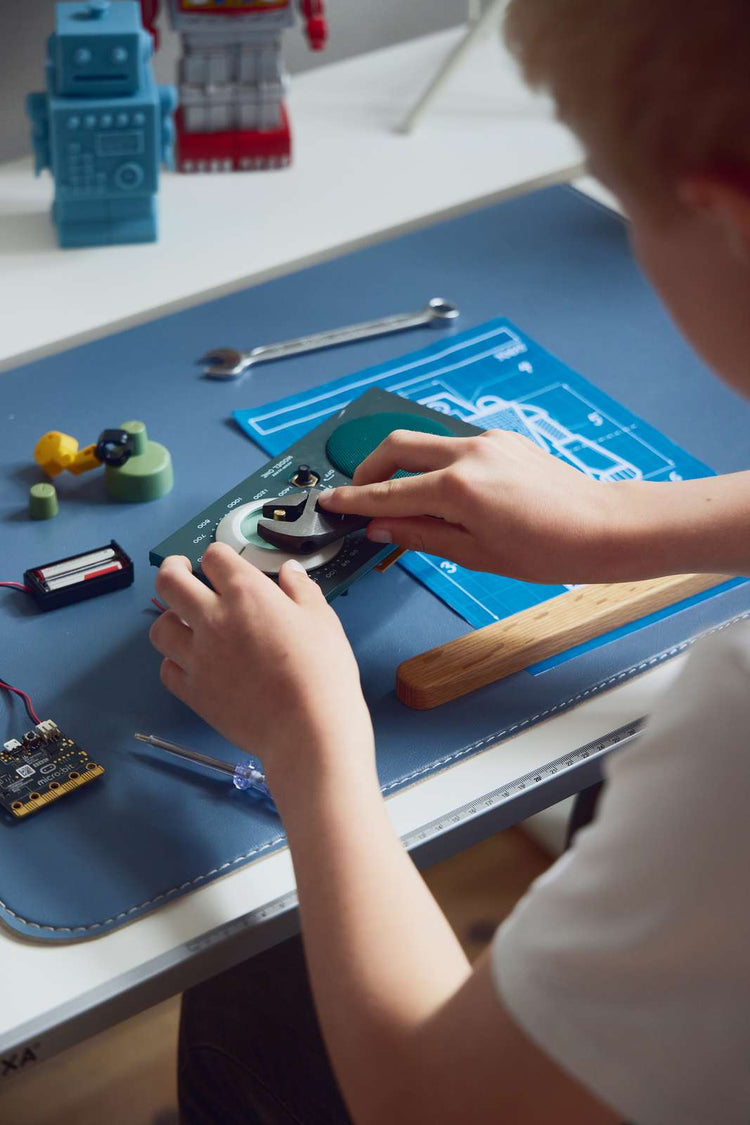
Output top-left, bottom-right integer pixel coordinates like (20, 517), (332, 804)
(134, 732), (236, 776)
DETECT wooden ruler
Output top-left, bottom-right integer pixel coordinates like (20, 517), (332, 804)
(396, 572), (731, 710)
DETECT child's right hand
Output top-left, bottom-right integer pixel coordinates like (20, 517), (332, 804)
(318, 428), (629, 584)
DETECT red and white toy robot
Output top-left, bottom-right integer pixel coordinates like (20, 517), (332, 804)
(140, 0), (326, 172)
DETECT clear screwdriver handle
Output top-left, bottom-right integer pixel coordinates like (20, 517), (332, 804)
(233, 761), (274, 805)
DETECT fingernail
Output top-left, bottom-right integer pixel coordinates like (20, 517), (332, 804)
(287, 559), (307, 574)
(317, 489), (334, 506)
(367, 526), (392, 544)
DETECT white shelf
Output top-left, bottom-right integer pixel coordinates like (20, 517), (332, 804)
(0, 26), (582, 372)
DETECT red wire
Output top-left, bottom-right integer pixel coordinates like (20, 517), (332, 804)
(0, 680), (41, 725)
(151, 597), (167, 613)
(0, 583), (41, 721)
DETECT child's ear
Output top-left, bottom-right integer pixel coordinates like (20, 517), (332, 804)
(678, 174), (750, 263)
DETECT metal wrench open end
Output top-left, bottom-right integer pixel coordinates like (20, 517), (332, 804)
(256, 489), (370, 554)
(199, 297), (460, 379)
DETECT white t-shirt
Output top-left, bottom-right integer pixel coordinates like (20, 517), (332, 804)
(493, 621), (750, 1125)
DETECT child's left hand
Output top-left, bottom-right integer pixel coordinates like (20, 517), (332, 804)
(149, 543), (374, 787)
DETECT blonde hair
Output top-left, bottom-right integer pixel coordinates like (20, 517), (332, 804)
(504, 0), (750, 197)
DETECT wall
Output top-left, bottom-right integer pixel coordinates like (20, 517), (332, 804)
(0, 0), (466, 162)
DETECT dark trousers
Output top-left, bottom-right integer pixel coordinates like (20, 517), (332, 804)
(179, 934), (351, 1124)
(178, 783), (606, 1124)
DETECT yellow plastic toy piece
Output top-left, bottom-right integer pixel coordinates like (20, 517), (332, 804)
(34, 431), (101, 478)
(68, 443), (100, 476)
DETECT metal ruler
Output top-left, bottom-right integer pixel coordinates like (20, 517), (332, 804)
(186, 717), (646, 957)
(400, 717), (645, 864)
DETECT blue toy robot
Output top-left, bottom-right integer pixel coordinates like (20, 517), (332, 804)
(27, 0), (177, 248)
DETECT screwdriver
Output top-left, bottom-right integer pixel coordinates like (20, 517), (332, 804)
(134, 732), (275, 810)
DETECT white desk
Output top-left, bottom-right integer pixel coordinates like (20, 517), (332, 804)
(0, 26), (657, 1070)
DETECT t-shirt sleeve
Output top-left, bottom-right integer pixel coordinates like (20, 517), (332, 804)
(492, 623), (750, 1125)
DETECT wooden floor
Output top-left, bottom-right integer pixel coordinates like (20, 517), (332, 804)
(0, 827), (551, 1124)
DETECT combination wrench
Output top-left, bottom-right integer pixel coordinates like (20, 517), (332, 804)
(199, 297), (460, 379)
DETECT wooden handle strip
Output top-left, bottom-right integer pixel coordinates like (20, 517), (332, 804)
(396, 572), (731, 710)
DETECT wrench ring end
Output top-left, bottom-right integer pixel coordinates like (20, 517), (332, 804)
(426, 298), (460, 324)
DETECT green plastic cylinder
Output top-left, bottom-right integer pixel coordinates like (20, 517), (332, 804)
(29, 482), (59, 519)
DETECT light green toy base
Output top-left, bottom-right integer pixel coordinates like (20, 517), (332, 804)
(29, 482), (59, 519)
(104, 421), (174, 503)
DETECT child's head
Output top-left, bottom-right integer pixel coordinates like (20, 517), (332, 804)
(505, 0), (750, 395)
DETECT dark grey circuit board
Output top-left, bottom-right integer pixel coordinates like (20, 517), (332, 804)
(150, 389), (480, 601)
(1, 721), (104, 820)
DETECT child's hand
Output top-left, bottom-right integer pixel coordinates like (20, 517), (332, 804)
(318, 429), (625, 584)
(149, 544), (374, 785)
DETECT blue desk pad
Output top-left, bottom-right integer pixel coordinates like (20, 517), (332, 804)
(3, 184), (750, 942)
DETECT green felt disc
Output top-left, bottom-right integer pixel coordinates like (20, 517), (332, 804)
(325, 411), (453, 479)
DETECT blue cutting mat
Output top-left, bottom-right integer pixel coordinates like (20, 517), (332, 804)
(234, 319), (716, 639)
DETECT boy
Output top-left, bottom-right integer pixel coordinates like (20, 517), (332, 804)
(150, 2), (750, 1121)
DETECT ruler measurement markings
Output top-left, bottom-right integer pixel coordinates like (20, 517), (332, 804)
(399, 719), (644, 852)
(178, 721), (645, 965)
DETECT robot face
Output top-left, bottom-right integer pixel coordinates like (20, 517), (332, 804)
(53, 2), (146, 98)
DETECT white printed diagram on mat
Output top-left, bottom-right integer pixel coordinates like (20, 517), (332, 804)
(420, 386), (643, 483)
(235, 319), (709, 628)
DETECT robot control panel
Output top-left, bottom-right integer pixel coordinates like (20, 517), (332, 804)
(150, 389), (481, 601)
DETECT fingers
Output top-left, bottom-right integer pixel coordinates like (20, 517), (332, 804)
(155, 555), (215, 622)
(200, 541), (273, 598)
(159, 657), (189, 701)
(318, 471), (444, 520)
(150, 610), (193, 670)
(351, 430), (461, 486)
(366, 516), (475, 563)
(277, 559), (326, 607)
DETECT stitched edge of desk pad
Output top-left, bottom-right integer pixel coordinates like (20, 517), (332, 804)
(2, 605), (748, 940)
